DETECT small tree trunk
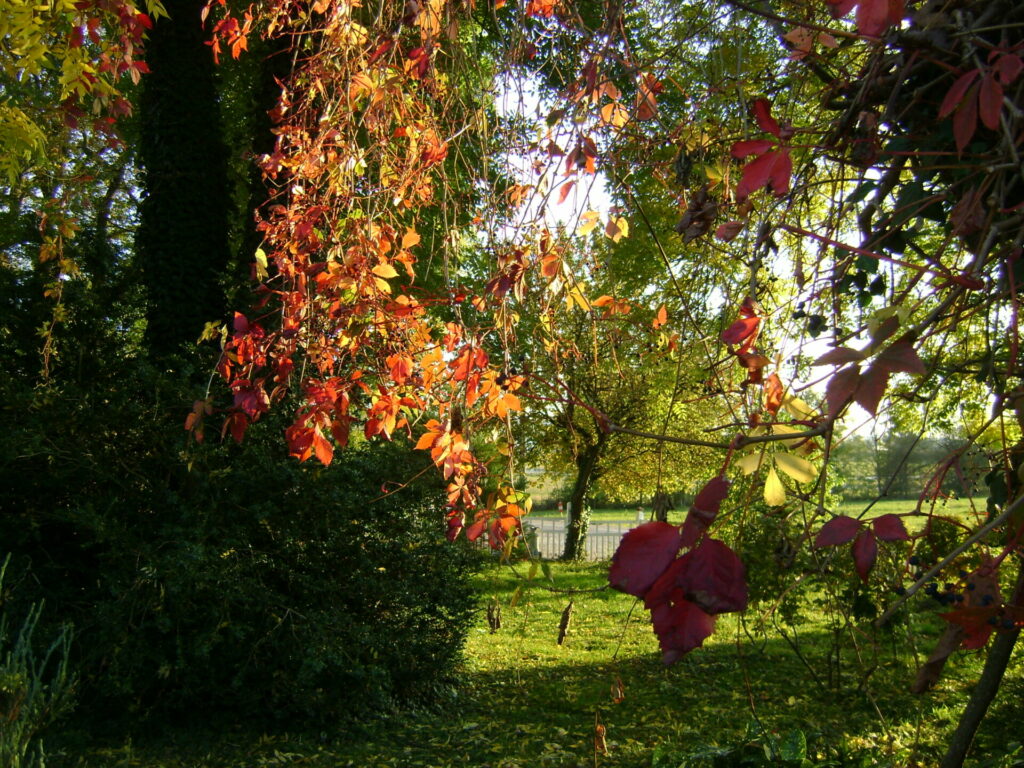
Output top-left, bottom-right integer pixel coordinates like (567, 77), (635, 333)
(562, 445), (600, 561)
(939, 562), (1023, 768)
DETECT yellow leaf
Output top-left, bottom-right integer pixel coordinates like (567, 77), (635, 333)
(254, 247), (268, 280)
(600, 101), (630, 129)
(770, 424), (810, 449)
(372, 262), (399, 279)
(604, 216), (629, 243)
(774, 452), (817, 484)
(567, 286), (591, 311)
(764, 466), (786, 506)
(402, 227), (420, 250)
(577, 210), (601, 236)
(735, 453), (764, 475)
(781, 394), (817, 421)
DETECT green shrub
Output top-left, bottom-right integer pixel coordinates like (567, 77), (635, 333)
(0, 361), (480, 727)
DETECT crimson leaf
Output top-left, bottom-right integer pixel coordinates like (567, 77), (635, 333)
(872, 513), (909, 541)
(609, 522), (683, 598)
(852, 529), (878, 582)
(650, 599), (716, 665)
(814, 515), (862, 547)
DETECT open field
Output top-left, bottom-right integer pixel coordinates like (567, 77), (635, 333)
(53, 561), (1024, 768)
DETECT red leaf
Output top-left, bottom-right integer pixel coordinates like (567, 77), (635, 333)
(825, 365), (860, 416)
(721, 316), (759, 345)
(609, 522), (683, 598)
(650, 599), (716, 665)
(978, 73), (1003, 131)
(730, 139), (774, 159)
(735, 150), (777, 199)
(646, 538), (747, 615)
(751, 98), (781, 137)
(765, 373), (784, 415)
(852, 529), (877, 582)
(813, 347), (866, 366)
(875, 340), (925, 375)
(557, 180), (575, 205)
(854, 363), (890, 416)
(446, 514), (463, 541)
(692, 476), (730, 519)
(939, 70), (980, 119)
(941, 606), (996, 650)
(995, 53), (1023, 86)
(465, 519), (486, 541)
(683, 476), (730, 547)
(872, 513), (908, 541)
(715, 221), (744, 242)
(826, 0), (856, 18)
(814, 515), (862, 547)
(679, 514), (705, 549)
(767, 148), (792, 196)
(855, 0), (901, 37)
(953, 83), (979, 153)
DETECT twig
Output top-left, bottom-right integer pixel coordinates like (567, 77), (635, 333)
(875, 495), (1024, 626)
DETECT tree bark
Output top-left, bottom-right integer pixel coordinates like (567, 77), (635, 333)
(939, 562), (1023, 768)
(137, 0), (231, 359)
(562, 443), (601, 561)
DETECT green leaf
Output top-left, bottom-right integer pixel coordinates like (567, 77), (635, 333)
(780, 729), (807, 762)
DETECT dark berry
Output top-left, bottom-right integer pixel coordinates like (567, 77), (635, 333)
(988, 616), (1000, 626)
(967, 583), (976, 591)
(1002, 618), (1015, 629)
(981, 595), (994, 606)
(909, 556), (920, 566)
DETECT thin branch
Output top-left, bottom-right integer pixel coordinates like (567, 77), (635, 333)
(875, 495), (1024, 626)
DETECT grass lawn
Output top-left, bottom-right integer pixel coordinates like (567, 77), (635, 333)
(52, 561), (1024, 768)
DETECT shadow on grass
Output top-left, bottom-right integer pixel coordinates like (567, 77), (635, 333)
(47, 559), (1023, 768)
(48, 620), (1024, 768)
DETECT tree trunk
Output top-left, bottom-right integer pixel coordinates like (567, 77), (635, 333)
(939, 562), (1023, 768)
(562, 444), (601, 561)
(137, 0), (232, 360)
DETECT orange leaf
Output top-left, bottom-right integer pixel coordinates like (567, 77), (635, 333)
(313, 429), (334, 465)
(652, 305), (667, 329)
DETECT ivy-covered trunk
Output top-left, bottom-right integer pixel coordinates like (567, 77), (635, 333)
(136, 0), (231, 359)
(562, 442), (602, 561)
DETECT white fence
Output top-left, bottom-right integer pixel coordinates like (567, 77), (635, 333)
(526, 518), (639, 561)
